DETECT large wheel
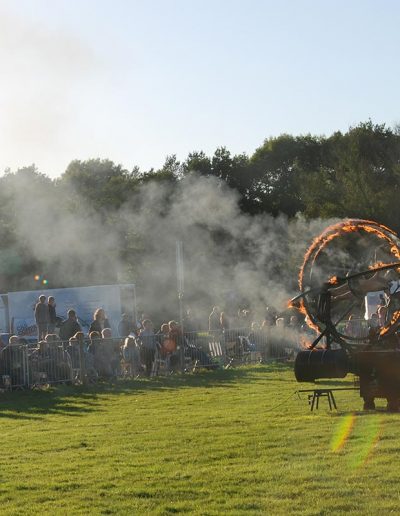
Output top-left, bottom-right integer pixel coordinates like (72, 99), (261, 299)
(298, 219), (400, 346)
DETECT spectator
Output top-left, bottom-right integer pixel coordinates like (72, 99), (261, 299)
(89, 308), (111, 334)
(264, 306), (276, 325)
(378, 293), (388, 310)
(158, 323), (175, 355)
(88, 331), (102, 355)
(45, 333), (58, 343)
(377, 305), (387, 327)
(35, 295), (49, 340)
(236, 308), (245, 327)
(369, 312), (380, 327)
(0, 335), (25, 387)
(220, 312), (238, 355)
(248, 322), (262, 347)
(30, 340), (51, 380)
(344, 314), (360, 337)
(208, 306), (221, 332)
(261, 318), (271, 330)
(102, 328), (120, 377)
(289, 315), (301, 329)
(118, 313), (133, 338)
(183, 309), (198, 333)
(9, 335), (20, 345)
(48, 296), (57, 334)
(368, 313), (380, 339)
(31, 339), (71, 383)
(167, 321), (181, 350)
(220, 312), (230, 331)
(259, 320), (271, 360)
(68, 336), (80, 370)
(74, 331), (86, 350)
(167, 321), (183, 370)
(67, 331), (97, 381)
(59, 310), (82, 342)
(137, 313), (151, 330)
(139, 320), (156, 377)
(184, 329), (217, 370)
(122, 336), (140, 377)
(92, 329), (113, 378)
(235, 309), (250, 329)
(159, 323), (169, 334)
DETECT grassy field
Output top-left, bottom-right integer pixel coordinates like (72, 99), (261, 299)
(0, 363), (398, 515)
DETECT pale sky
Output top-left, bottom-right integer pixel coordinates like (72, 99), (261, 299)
(0, 0), (399, 178)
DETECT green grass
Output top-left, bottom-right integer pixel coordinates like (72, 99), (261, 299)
(0, 364), (398, 515)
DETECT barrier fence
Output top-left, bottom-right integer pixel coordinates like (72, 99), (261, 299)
(0, 327), (303, 391)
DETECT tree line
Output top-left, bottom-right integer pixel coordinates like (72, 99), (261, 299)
(62, 121), (400, 220)
(0, 120), (399, 296)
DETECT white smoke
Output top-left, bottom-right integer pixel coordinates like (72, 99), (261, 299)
(0, 166), (338, 326)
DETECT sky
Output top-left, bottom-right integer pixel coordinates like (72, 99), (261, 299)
(0, 0), (399, 178)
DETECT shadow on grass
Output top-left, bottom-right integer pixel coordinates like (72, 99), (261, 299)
(334, 409), (384, 417)
(313, 379), (357, 387)
(0, 387), (101, 420)
(0, 362), (294, 420)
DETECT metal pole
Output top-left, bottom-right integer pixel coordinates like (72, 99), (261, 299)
(176, 241), (185, 372)
(132, 284), (138, 329)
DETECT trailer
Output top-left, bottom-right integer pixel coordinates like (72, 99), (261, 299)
(0, 284), (137, 338)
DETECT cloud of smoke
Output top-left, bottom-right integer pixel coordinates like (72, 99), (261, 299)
(1, 167), (338, 327)
(0, 170), (120, 289)
(117, 174), (337, 320)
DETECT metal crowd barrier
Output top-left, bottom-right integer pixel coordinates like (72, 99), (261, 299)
(28, 342), (74, 387)
(181, 327), (301, 369)
(0, 344), (28, 390)
(336, 317), (370, 339)
(0, 327), (302, 390)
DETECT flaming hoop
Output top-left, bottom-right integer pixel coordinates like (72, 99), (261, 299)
(292, 219), (400, 347)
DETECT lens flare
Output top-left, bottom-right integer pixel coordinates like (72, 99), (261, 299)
(331, 413), (383, 470)
(350, 416), (383, 470)
(331, 413), (356, 452)
(42, 279), (48, 285)
(34, 275), (40, 281)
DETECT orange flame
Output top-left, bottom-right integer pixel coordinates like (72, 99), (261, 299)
(298, 300), (320, 333)
(300, 219), (400, 291)
(367, 261), (400, 273)
(369, 261), (391, 270)
(298, 219), (400, 333)
(310, 223), (400, 270)
(328, 275), (339, 285)
(380, 310), (400, 336)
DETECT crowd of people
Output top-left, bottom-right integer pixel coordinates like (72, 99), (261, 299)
(0, 295), (309, 389)
(344, 296), (391, 340)
(30, 296), (190, 380)
(0, 318), (187, 387)
(0, 288), (394, 392)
